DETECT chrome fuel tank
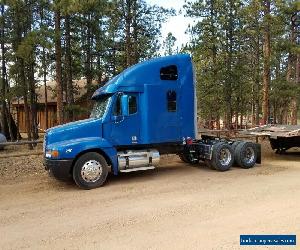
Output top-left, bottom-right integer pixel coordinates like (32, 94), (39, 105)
(117, 149), (160, 170)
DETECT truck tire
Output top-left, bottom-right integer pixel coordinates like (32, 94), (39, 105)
(231, 140), (242, 152)
(178, 153), (199, 164)
(234, 141), (257, 169)
(211, 142), (234, 171)
(205, 159), (215, 170)
(178, 153), (189, 163)
(73, 152), (108, 189)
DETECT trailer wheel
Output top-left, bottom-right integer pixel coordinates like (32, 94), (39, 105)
(275, 148), (287, 154)
(234, 141), (257, 169)
(73, 152), (108, 189)
(211, 142), (234, 171)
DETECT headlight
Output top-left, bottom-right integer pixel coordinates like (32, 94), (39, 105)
(45, 150), (59, 158)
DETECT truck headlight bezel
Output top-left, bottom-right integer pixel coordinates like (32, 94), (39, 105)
(45, 149), (59, 158)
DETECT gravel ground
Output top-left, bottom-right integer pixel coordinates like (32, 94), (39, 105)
(0, 140), (299, 250)
(0, 144), (44, 181)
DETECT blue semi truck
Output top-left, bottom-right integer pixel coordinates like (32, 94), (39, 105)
(44, 54), (261, 189)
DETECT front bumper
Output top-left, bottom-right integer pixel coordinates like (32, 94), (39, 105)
(44, 158), (73, 180)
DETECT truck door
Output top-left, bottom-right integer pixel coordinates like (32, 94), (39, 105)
(110, 93), (140, 146)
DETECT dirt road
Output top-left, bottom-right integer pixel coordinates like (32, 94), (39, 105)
(0, 142), (299, 249)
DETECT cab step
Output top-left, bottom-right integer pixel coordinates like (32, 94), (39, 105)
(120, 166), (155, 173)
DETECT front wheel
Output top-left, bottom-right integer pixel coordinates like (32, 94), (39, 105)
(73, 152), (108, 189)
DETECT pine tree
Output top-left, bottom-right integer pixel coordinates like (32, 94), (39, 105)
(163, 32), (177, 56)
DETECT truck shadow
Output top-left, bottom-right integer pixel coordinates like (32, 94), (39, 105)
(278, 151), (300, 156)
(263, 149), (300, 162)
(50, 161), (252, 190)
(106, 161), (217, 186)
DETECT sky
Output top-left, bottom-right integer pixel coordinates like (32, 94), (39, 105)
(147, 0), (196, 51)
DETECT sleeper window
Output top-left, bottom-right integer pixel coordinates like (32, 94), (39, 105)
(167, 90), (177, 112)
(160, 65), (178, 80)
(128, 95), (137, 114)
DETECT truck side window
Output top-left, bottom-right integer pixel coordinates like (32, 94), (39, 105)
(128, 95), (137, 114)
(160, 65), (178, 80)
(114, 94), (122, 116)
(167, 90), (176, 112)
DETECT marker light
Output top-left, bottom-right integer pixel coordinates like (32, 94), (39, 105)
(46, 150), (59, 158)
(51, 150), (59, 158)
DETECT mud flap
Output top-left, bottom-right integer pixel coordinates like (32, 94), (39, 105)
(256, 143), (261, 164)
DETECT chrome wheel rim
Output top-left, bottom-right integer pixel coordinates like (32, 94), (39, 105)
(244, 147), (255, 164)
(219, 148), (231, 166)
(81, 160), (102, 183)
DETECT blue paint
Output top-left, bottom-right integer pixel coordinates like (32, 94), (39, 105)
(45, 54), (196, 174)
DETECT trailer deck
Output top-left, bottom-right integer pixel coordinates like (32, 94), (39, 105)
(242, 125), (300, 153)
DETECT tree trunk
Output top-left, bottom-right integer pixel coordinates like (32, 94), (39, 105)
(10, 3), (30, 142)
(16, 98), (20, 140)
(42, 46), (48, 129)
(273, 99), (277, 124)
(210, 1), (220, 129)
(251, 84), (255, 127)
(85, 14), (93, 99)
(262, 0), (271, 125)
(29, 62), (38, 140)
(125, 0), (132, 67)
(240, 110), (243, 129)
(55, 9), (64, 125)
(216, 114), (220, 130)
(132, 0), (138, 64)
(21, 59), (33, 148)
(255, 35), (260, 125)
(97, 55), (103, 85)
(65, 14), (74, 121)
(26, 1), (38, 140)
(223, 0), (234, 130)
(291, 54), (299, 125)
(40, 6), (48, 130)
(1, 3), (24, 142)
(289, 18), (298, 125)
(235, 110), (238, 129)
(0, 3), (8, 137)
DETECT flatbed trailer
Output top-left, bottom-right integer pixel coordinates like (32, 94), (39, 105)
(242, 125), (300, 154)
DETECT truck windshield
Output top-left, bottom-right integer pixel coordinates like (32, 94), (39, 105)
(90, 95), (111, 119)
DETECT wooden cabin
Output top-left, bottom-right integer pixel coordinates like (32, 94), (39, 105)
(11, 79), (99, 133)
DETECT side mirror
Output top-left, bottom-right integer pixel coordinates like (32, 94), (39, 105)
(121, 94), (129, 116)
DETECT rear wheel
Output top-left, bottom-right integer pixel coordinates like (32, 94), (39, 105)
(73, 152), (108, 189)
(205, 159), (215, 170)
(210, 142), (234, 171)
(234, 141), (257, 168)
(231, 140), (241, 152)
(178, 152), (199, 164)
(178, 153), (189, 163)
